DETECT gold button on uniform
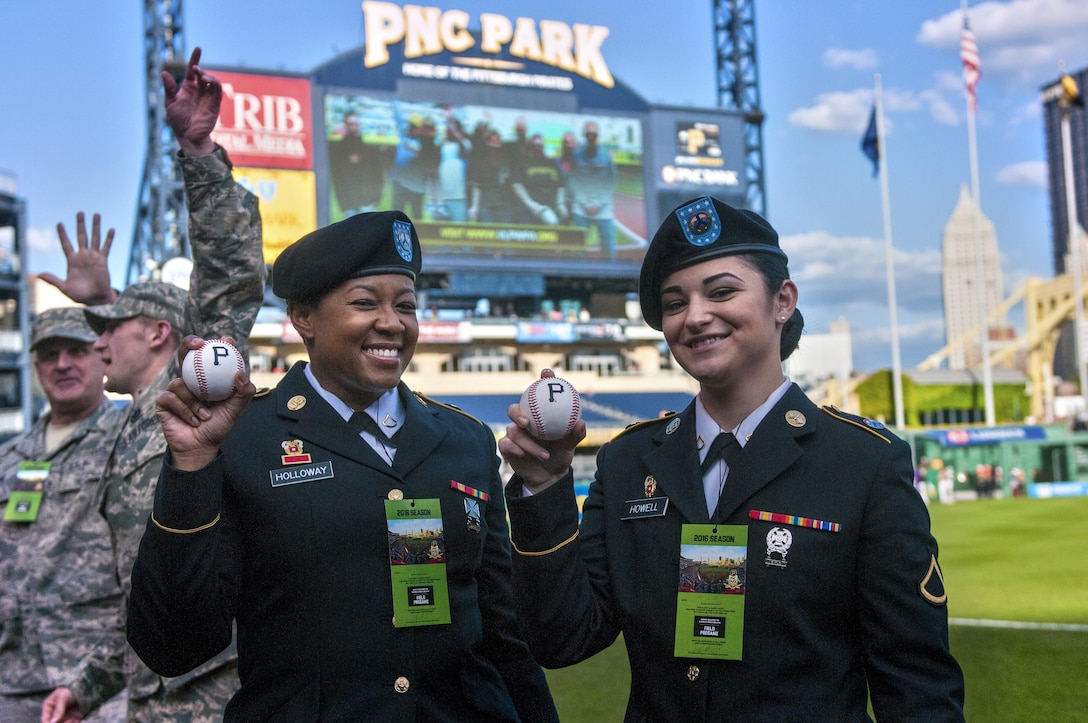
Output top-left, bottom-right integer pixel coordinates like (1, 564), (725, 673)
(394, 676), (410, 693)
(387, 489), (404, 501)
(687, 665), (700, 681)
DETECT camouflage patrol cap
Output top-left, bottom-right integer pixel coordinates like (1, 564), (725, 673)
(83, 281), (189, 336)
(30, 307), (98, 352)
(272, 210), (422, 302)
(639, 196), (787, 330)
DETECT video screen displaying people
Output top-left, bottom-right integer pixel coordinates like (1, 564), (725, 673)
(324, 94), (646, 262)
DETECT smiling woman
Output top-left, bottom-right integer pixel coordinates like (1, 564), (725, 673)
(126, 210), (559, 722)
(288, 273), (419, 410)
(500, 195), (967, 721)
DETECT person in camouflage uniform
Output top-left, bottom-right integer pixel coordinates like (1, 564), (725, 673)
(39, 47), (266, 723)
(0, 308), (125, 722)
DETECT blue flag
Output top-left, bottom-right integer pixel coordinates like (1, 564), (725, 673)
(861, 105), (879, 177)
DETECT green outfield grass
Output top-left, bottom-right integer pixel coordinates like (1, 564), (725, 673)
(542, 495), (1088, 722)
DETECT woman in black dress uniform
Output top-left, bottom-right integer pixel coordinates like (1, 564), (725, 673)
(500, 196), (965, 722)
(127, 211), (557, 722)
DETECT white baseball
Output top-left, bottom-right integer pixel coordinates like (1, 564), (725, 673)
(519, 369), (581, 441)
(181, 339), (245, 402)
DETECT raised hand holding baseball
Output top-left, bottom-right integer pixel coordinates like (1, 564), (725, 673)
(519, 368), (581, 441)
(182, 339), (245, 402)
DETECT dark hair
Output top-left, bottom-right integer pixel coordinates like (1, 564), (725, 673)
(739, 253), (804, 361)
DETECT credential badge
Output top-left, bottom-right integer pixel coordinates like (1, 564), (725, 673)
(393, 219), (414, 263)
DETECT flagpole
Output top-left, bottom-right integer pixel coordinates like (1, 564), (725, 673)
(874, 74), (906, 429)
(1058, 61), (1088, 411)
(962, 0), (995, 426)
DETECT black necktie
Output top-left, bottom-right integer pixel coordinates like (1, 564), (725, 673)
(701, 432), (741, 476)
(350, 411), (400, 448)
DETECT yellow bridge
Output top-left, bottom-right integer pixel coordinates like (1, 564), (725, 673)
(809, 274), (1085, 423)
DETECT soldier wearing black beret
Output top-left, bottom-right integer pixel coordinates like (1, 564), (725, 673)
(271, 209), (422, 302)
(129, 211), (558, 722)
(501, 196), (965, 721)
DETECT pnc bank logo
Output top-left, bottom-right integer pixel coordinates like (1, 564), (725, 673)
(362, 1), (615, 88)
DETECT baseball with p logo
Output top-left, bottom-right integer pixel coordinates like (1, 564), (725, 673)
(519, 369), (581, 441)
(181, 339), (245, 402)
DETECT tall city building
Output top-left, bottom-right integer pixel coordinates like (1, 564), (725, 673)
(942, 185), (1006, 370)
(0, 170), (30, 438)
(1042, 65), (1088, 275)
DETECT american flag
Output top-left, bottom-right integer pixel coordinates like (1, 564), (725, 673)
(960, 16), (981, 111)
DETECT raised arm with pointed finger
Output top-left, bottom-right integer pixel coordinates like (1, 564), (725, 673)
(163, 47), (220, 158)
(53, 46), (265, 722)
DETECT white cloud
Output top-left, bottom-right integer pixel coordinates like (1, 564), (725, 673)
(26, 226), (65, 277)
(995, 160), (1048, 188)
(824, 47), (878, 70)
(881, 88), (923, 112)
(780, 228), (1042, 371)
(917, 0), (1088, 85)
(783, 231), (944, 314)
(27, 226), (56, 254)
(933, 69), (965, 93)
(1008, 98), (1043, 126)
(919, 89), (961, 125)
(856, 317), (947, 348)
(788, 89), (873, 133)
(788, 85), (959, 133)
(851, 318), (949, 371)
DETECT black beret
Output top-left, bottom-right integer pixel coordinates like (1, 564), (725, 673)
(272, 211), (422, 301)
(639, 196), (787, 330)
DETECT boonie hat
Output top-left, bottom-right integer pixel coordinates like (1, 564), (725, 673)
(83, 281), (189, 337)
(639, 196), (787, 330)
(272, 210), (422, 302)
(30, 307), (98, 352)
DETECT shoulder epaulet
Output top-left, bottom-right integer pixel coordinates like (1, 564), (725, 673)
(821, 405), (893, 443)
(413, 391), (486, 426)
(612, 411), (678, 441)
(253, 387), (273, 399)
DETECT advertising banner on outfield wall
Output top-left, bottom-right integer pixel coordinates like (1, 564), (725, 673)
(211, 71), (314, 170)
(233, 167), (318, 264)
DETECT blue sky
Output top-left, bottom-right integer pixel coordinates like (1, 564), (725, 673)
(2, 0), (1087, 371)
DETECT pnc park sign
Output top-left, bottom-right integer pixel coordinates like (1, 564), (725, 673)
(361, 1), (616, 88)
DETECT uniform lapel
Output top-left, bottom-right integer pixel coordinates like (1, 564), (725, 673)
(642, 402), (710, 523)
(270, 365), (392, 474)
(383, 386), (449, 477)
(713, 385), (817, 521)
